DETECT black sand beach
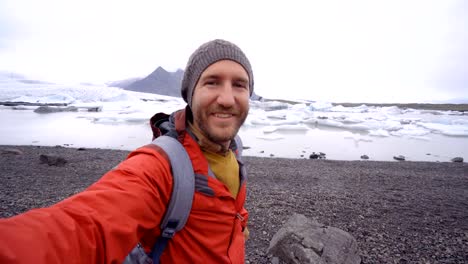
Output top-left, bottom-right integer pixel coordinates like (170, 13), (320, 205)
(1, 145), (467, 263)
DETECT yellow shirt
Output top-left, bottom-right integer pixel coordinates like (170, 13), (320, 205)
(203, 149), (240, 198)
(187, 122), (240, 198)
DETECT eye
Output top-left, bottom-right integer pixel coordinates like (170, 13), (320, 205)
(205, 80), (219, 86)
(233, 81), (248, 89)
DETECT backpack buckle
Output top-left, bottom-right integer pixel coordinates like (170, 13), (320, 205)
(161, 219), (179, 238)
(161, 227), (176, 238)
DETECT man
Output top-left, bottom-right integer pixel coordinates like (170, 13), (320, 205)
(0, 39), (254, 263)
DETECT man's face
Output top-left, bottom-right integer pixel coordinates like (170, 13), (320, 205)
(191, 60), (250, 146)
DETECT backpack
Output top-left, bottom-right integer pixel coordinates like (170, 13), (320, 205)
(123, 135), (194, 264)
(123, 112), (243, 264)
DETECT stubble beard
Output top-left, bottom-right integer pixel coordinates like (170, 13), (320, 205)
(195, 106), (248, 145)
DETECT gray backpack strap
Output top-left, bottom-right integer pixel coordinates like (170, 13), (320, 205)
(123, 135), (195, 264)
(234, 135), (243, 157)
(153, 135), (194, 233)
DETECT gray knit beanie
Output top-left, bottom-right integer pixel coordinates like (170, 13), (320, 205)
(181, 39), (254, 107)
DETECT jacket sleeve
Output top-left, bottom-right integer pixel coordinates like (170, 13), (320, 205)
(0, 147), (172, 264)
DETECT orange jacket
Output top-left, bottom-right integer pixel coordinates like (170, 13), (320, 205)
(0, 109), (249, 263)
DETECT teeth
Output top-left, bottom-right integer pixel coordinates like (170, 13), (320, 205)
(215, 113), (232, 118)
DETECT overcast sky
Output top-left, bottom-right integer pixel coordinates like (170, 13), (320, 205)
(0, 0), (466, 103)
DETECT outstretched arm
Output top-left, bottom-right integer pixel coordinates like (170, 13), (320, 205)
(0, 147), (172, 264)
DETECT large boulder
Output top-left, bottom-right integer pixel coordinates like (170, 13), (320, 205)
(39, 154), (67, 166)
(268, 213), (361, 264)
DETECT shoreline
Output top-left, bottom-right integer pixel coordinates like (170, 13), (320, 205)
(1, 145), (467, 263)
(2, 142), (466, 163)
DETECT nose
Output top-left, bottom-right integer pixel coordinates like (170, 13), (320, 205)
(216, 82), (235, 107)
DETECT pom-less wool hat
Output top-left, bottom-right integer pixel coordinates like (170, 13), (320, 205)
(181, 39), (254, 107)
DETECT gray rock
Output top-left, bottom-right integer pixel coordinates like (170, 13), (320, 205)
(360, 155), (369, 160)
(309, 153), (320, 159)
(309, 152), (326, 160)
(39, 154), (67, 166)
(393, 155), (405, 161)
(271, 257), (280, 264)
(34, 106), (78, 114)
(268, 213), (361, 264)
(451, 157), (464, 163)
(85, 106), (102, 112)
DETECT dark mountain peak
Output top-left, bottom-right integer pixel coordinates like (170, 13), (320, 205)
(111, 66), (263, 100)
(152, 66), (168, 75)
(122, 66), (182, 97)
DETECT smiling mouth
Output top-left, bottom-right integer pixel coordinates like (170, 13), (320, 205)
(214, 113), (234, 118)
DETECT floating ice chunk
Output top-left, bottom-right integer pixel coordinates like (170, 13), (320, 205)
(408, 136), (431, 141)
(330, 105), (348, 112)
(118, 109), (140, 115)
(418, 122), (468, 137)
(447, 111), (464, 116)
(353, 104), (370, 112)
(303, 118), (344, 128)
(70, 103), (104, 112)
(271, 119), (301, 126)
(266, 110), (288, 120)
(399, 118), (422, 125)
(381, 106), (402, 114)
(290, 103), (308, 111)
(381, 120), (403, 131)
(390, 125), (430, 137)
(92, 117), (124, 124)
(420, 110), (444, 115)
(262, 124), (309, 133)
(335, 115), (364, 124)
(250, 118), (271, 126)
(6, 105), (38, 110)
(331, 104), (369, 113)
(343, 123), (371, 131)
(256, 134), (285, 140)
(452, 119), (468, 126)
(309, 101), (333, 111)
(258, 101), (289, 111)
(124, 117), (148, 123)
(102, 92), (137, 102)
(12, 93), (76, 104)
(428, 117), (455, 125)
(262, 126), (277, 133)
(369, 129), (390, 137)
(442, 130), (468, 137)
